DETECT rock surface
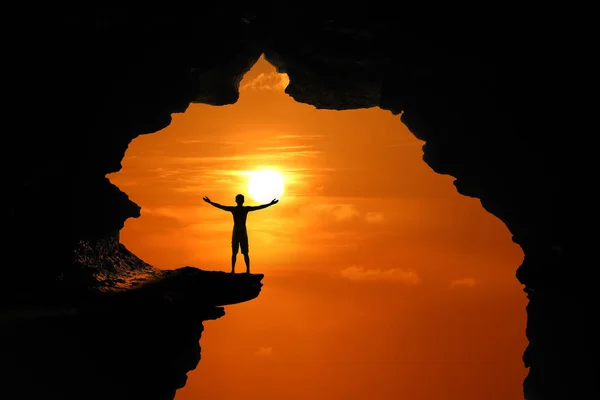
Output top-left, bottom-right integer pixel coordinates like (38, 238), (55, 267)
(1, 257), (263, 400)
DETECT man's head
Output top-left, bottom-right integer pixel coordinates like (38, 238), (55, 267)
(235, 194), (244, 205)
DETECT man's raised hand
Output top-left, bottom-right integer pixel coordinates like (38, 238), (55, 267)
(270, 198), (279, 205)
(203, 196), (211, 203)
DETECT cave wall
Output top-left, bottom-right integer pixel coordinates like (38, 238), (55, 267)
(5, 4), (585, 399)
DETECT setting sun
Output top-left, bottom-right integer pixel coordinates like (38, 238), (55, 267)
(247, 170), (285, 203)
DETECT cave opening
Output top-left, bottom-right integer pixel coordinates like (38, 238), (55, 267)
(0, 8), (580, 400)
(107, 55), (527, 400)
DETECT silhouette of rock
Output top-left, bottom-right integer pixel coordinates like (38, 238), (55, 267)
(3, 5), (586, 400)
(1, 236), (263, 400)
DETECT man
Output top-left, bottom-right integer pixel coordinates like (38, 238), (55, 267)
(203, 194), (279, 273)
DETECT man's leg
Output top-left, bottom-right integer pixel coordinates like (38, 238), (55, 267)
(241, 238), (250, 273)
(231, 240), (239, 273)
(243, 253), (250, 273)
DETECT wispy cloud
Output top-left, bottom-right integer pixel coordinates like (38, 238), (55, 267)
(240, 72), (290, 92)
(449, 278), (477, 289)
(308, 203), (361, 221)
(275, 134), (324, 140)
(254, 346), (273, 357)
(256, 145), (315, 151)
(176, 139), (245, 145)
(140, 206), (188, 219)
(340, 266), (421, 285)
(364, 212), (384, 223)
(164, 150), (321, 164)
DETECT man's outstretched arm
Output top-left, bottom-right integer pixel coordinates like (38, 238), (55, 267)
(203, 196), (233, 211)
(248, 198), (279, 211)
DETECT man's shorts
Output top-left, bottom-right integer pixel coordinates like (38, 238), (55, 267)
(232, 231), (249, 255)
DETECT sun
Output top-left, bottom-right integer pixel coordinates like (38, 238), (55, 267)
(247, 170), (285, 204)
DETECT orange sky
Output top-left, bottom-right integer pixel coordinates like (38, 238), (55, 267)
(108, 56), (528, 400)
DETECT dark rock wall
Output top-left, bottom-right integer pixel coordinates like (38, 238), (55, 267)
(4, 5), (585, 399)
(1, 298), (225, 400)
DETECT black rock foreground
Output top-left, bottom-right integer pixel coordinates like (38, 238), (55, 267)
(0, 264), (263, 400)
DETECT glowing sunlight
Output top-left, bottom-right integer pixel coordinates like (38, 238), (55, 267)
(246, 169), (285, 203)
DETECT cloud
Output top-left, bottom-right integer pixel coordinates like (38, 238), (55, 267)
(449, 278), (477, 289)
(364, 212), (384, 223)
(340, 266), (421, 285)
(331, 204), (360, 221)
(254, 346), (273, 357)
(240, 72), (290, 92)
(308, 204), (360, 221)
(302, 205), (387, 224)
(141, 206), (186, 220)
(275, 134), (324, 139)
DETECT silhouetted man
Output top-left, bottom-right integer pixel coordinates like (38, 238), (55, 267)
(203, 194), (279, 274)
